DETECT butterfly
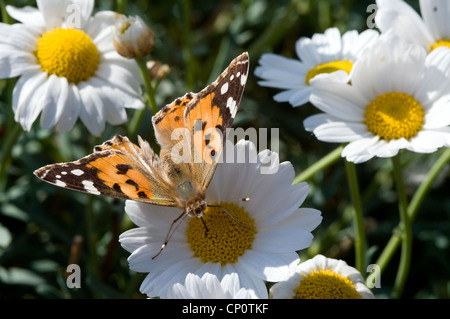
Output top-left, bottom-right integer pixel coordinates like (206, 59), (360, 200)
(34, 52), (249, 256)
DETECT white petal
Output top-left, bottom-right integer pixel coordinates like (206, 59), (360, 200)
(36, 0), (66, 30)
(239, 250), (299, 282)
(424, 95), (450, 128)
(95, 60), (143, 97)
(309, 81), (366, 121)
(407, 131), (446, 153)
(85, 77), (127, 125)
(55, 84), (81, 133)
(256, 181), (309, 227)
(40, 75), (69, 129)
(420, 0), (450, 40)
(375, 0), (435, 49)
(278, 88), (311, 107)
(6, 5), (44, 28)
(341, 29), (380, 60)
(85, 11), (116, 44)
(253, 228), (313, 253)
(0, 49), (39, 78)
(69, 0), (94, 28)
(13, 71), (48, 131)
(309, 121), (372, 143)
(342, 137), (379, 163)
(78, 83), (105, 136)
(275, 208), (323, 232)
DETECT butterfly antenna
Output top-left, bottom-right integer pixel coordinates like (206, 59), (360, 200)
(152, 211), (187, 259)
(207, 204), (249, 229)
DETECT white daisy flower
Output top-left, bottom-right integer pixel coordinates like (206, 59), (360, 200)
(270, 254), (375, 299)
(119, 140), (322, 298)
(376, 0), (450, 53)
(165, 272), (259, 299)
(0, 0), (144, 136)
(254, 27), (379, 107)
(304, 34), (450, 164)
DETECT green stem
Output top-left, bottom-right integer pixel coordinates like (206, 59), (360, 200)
(181, 0), (194, 91)
(292, 145), (343, 184)
(0, 0), (13, 24)
(116, 0), (127, 14)
(0, 122), (22, 191)
(376, 148), (450, 280)
(344, 160), (366, 274)
(129, 58), (158, 137)
(391, 154), (412, 298)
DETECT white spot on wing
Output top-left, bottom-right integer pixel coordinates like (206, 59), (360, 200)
(56, 175), (61, 179)
(221, 82), (229, 95)
(61, 171), (68, 175)
(230, 74), (234, 81)
(71, 169), (84, 176)
(240, 72), (248, 86)
(55, 180), (67, 187)
(226, 97), (237, 112)
(82, 180), (101, 195)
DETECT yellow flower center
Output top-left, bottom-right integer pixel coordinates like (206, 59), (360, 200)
(36, 27), (100, 84)
(364, 92), (425, 141)
(430, 39), (450, 51)
(186, 202), (256, 266)
(305, 59), (353, 85)
(294, 268), (362, 299)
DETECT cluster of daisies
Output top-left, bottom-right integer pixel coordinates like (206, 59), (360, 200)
(3, 0), (446, 299)
(256, 0), (450, 164)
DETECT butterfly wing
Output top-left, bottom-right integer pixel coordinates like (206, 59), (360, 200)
(183, 52), (249, 191)
(152, 92), (195, 150)
(34, 135), (178, 207)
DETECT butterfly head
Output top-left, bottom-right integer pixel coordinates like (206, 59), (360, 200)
(185, 197), (207, 218)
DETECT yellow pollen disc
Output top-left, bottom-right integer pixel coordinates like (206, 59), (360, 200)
(294, 268), (362, 299)
(186, 202), (256, 266)
(36, 27), (100, 84)
(305, 59), (353, 85)
(430, 39), (450, 51)
(364, 92), (425, 141)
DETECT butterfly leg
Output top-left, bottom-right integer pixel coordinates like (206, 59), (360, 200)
(152, 210), (187, 259)
(200, 217), (209, 237)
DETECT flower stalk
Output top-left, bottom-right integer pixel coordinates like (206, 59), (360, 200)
(344, 160), (366, 275)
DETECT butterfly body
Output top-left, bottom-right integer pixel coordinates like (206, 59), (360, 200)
(34, 52), (250, 220)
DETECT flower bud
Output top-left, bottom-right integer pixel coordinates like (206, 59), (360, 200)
(113, 15), (154, 59)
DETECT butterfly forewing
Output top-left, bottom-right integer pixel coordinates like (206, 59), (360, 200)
(34, 135), (178, 207)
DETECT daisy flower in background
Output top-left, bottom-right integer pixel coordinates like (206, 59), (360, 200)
(165, 273), (259, 299)
(270, 254), (374, 299)
(376, 0), (450, 53)
(254, 27), (379, 107)
(304, 34), (450, 164)
(119, 140), (322, 298)
(0, 0), (144, 136)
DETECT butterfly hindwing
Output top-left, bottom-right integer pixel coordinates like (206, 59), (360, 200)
(183, 52), (249, 190)
(34, 135), (178, 207)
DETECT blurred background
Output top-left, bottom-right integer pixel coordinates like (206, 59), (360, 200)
(1, 0), (449, 299)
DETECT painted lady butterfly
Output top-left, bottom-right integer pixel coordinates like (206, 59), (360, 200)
(34, 52), (249, 254)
